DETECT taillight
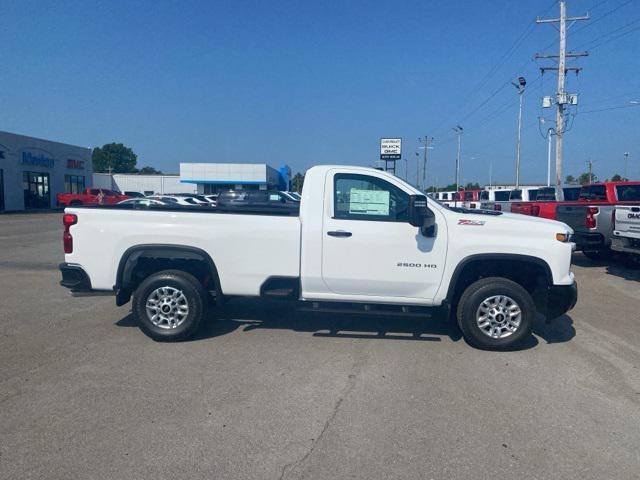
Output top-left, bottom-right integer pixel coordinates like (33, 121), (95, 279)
(612, 209), (616, 231)
(63, 214), (77, 253)
(585, 207), (599, 229)
(494, 204), (502, 211)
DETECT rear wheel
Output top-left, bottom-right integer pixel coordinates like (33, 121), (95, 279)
(456, 277), (534, 350)
(133, 270), (206, 341)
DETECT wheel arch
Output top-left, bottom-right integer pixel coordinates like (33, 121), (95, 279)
(445, 253), (553, 311)
(115, 244), (222, 306)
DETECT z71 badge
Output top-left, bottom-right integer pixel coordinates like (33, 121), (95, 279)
(458, 219), (486, 226)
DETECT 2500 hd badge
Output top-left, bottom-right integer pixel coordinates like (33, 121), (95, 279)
(397, 262), (438, 268)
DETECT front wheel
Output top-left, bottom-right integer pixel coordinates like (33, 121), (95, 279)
(133, 270), (206, 341)
(456, 277), (534, 350)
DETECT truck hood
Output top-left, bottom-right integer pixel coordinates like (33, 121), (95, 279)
(450, 208), (573, 233)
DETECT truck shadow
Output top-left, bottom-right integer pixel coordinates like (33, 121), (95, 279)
(572, 252), (640, 282)
(116, 299), (576, 349)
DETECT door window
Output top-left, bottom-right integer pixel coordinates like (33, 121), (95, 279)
(333, 173), (409, 222)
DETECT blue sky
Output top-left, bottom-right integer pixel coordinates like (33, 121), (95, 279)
(1, 0), (639, 186)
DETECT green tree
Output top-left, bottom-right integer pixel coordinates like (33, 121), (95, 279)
(138, 166), (162, 175)
(92, 143), (138, 173)
(464, 182), (481, 190)
(292, 172), (305, 192)
(578, 172), (597, 185)
(565, 175), (576, 185)
(610, 173), (627, 182)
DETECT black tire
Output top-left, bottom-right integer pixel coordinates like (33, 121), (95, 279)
(456, 277), (534, 350)
(582, 249), (611, 261)
(132, 270), (206, 342)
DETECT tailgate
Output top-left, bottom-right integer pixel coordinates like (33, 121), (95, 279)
(556, 205), (587, 231)
(615, 205), (640, 236)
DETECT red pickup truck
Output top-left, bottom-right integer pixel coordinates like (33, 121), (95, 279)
(57, 188), (129, 207)
(556, 182), (640, 257)
(511, 186), (581, 220)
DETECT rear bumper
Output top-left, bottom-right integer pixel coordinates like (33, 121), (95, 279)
(59, 263), (113, 296)
(611, 236), (640, 254)
(547, 282), (578, 320)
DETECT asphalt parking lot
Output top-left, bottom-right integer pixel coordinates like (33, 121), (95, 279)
(1, 213), (640, 480)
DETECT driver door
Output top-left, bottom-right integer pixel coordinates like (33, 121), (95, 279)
(321, 171), (446, 301)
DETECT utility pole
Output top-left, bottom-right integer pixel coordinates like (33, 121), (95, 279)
(415, 152), (420, 189)
(418, 136), (434, 192)
(536, 1), (589, 201)
(512, 77), (526, 188)
(546, 129), (553, 187)
(624, 152), (630, 179)
(587, 160), (593, 184)
(452, 126), (463, 204)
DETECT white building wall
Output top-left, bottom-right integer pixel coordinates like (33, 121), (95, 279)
(92, 173), (196, 195)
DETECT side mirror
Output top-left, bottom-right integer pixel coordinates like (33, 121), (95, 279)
(408, 195), (437, 237)
(408, 195), (428, 227)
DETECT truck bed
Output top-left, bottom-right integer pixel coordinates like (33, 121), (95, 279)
(65, 206), (301, 295)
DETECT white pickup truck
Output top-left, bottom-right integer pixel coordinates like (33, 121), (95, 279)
(59, 165), (577, 350)
(611, 205), (640, 263)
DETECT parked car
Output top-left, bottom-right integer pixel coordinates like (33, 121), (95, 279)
(123, 191), (145, 198)
(434, 191), (458, 207)
(216, 190), (299, 210)
(487, 187), (540, 213)
(282, 191), (302, 202)
(57, 188), (129, 207)
(511, 186), (581, 220)
(203, 194), (218, 205)
(59, 165), (576, 350)
(556, 181), (640, 259)
(168, 193), (213, 206)
(479, 190), (512, 210)
(146, 195), (204, 206)
(611, 205), (640, 265)
(117, 198), (169, 207)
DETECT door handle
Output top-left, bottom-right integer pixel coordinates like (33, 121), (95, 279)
(327, 230), (352, 238)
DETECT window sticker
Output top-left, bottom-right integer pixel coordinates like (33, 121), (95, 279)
(349, 189), (390, 216)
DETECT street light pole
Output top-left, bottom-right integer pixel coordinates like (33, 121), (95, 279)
(452, 125), (463, 205)
(624, 152), (630, 179)
(512, 76), (526, 188)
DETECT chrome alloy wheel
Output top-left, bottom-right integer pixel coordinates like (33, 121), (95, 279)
(145, 286), (189, 329)
(476, 295), (522, 339)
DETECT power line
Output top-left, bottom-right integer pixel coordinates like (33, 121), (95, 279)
(575, 16), (640, 49)
(576, 102), (640, 114)
(585, 24), (640, 50)
(428, 1), (558, 138)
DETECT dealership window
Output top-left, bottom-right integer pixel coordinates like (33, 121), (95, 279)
(334, 173), (409, 222)
(64, 175), (85, 194)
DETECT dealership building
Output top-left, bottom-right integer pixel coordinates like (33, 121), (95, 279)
(180, 163), (291, 193)
(94, 163), (291, 195)
(0, 131), (93, 212)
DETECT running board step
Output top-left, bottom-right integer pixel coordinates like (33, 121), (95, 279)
(297, 302), (435, 318)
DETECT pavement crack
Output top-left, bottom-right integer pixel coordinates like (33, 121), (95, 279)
(277, 355), (365, 480)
